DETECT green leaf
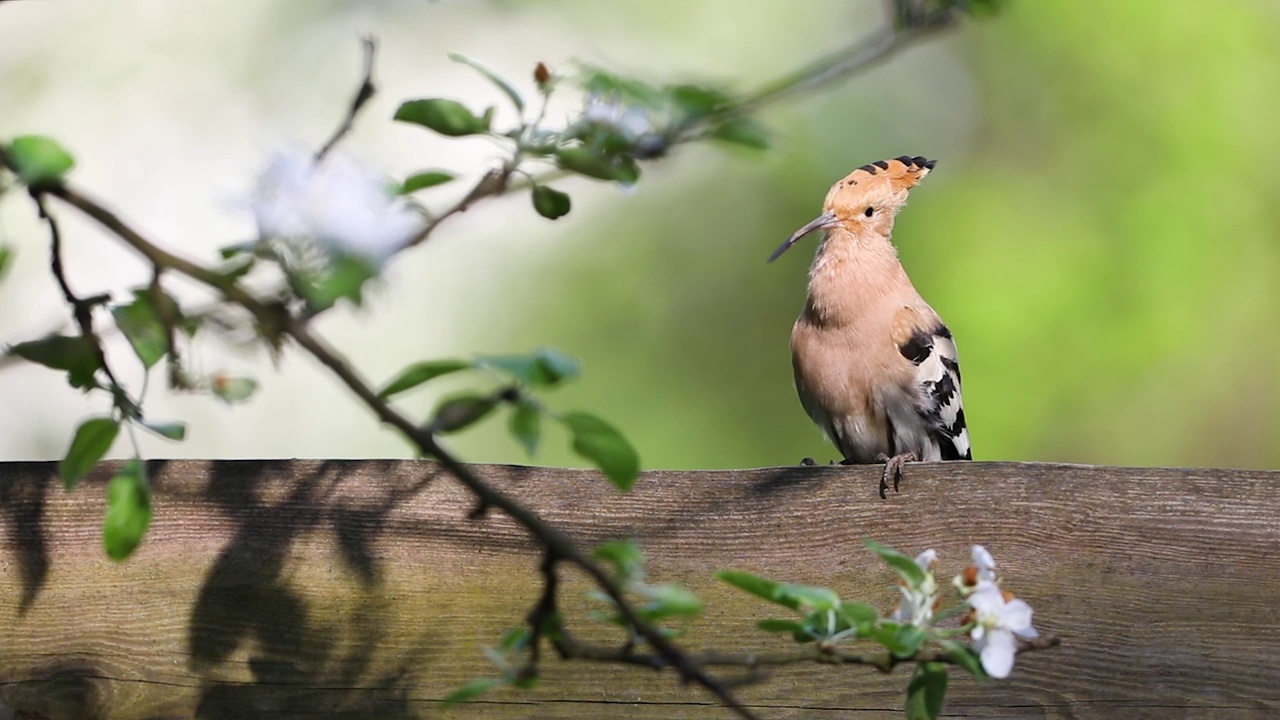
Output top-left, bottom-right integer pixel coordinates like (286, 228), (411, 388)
(60, 416), (119, 489)
(593, 538), (644, 582)
(711, 117), (771, 150)
(776, 584), (841, 612)
(637, 583), (702, 620)
(905, 662), (949, 720)
(449, 53), (524, 113)
(140, 419), (186, 441)
(9, 335), (101, 390)
(112, 294), (170, 369)
(298, 252), (378, 310)
(864, 538), (927, 587)
(394, 98), (492, 137)
(757, 618), (807, 634)
(441, 676), (501, 708)
(0, 245), (12, 283)
(431, 393), (498, 434)
(940, 639), (987, 678)
(839, 601), (881, 628)
(554, 147), (640, 185)
(668, 84), (731, 120)
(103, 458), (151, 561)
(218, 240), (257, 259)
(531, 185), (571, 220)
(212, 375), (258, 404)
(890, 622), (931, 655)
(479, 348), (580, 387)
(509, 403), (541, 456)
(561, 411), (639, 491)
(379, 359), (472, 399)
(400, 170), (456, 194)
(716, 570), (799, 610)
(499, 626), (531, 652)
(8, 135), (75, 186)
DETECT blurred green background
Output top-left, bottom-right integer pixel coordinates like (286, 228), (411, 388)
(1, 1), (1278, 470)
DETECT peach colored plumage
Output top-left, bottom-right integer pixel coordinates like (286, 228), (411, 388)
(769, 156), (970, 497)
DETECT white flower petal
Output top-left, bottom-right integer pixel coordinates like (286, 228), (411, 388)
(967, 582), (1004, 615)
(1002, 598), (1037, 637)
(914, 549), (938, 570)
(978, 628), (1018, 679)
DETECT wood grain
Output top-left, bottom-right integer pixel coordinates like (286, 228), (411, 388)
(0, 460), (1277, 719)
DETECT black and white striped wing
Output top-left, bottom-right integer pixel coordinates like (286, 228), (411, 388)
(898, 325), (972, 461)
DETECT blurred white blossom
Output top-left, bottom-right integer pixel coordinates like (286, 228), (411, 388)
(968, 581), (1038, 678)
(581, 94), (654, 140)
(972, 545), (997, 583)
(252, 147), (422, 268)
(891, 548), (938, 627)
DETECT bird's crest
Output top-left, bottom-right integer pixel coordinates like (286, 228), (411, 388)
(830, 155), (934, 198)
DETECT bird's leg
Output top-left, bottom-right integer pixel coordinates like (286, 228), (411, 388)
(875, 452), (917, 499)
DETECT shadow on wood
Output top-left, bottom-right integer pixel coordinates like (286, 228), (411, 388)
(0, 459), (1277, 719)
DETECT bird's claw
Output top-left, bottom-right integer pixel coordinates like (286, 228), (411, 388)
(875, 452), (917, 499)
(799, 457), (817, 467)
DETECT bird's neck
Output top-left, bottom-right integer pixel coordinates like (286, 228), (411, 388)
(803, 227), (912, 327)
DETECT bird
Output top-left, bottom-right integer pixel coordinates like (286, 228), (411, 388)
(768, 156), (970, 498)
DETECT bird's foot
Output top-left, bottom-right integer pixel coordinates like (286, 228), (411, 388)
(799, 457), (817, 467)
(875, 452), (918, 499)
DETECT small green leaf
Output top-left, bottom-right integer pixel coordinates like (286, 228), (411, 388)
(431, 393), (497, 433)
(9, 335), (101, 390)
(561, 411), (639, 491)
(593, 538), (645, 582)
(711, 117), (771, 150)
(940, 639), (987, 678)
(379, 359), (472, 399)
(394, 98), (492, 137)
(400, 170), (456, 194)
(449, 53), (525, 113)
(554, 147), (640, 184)
(60, 416), (119, 489)
(890, 622), (931, 655)
(757, 618), (807, 634)
(298, 252), (378, 310)
(716, 570), (799, 610)
(905, 662), (949, 720)
(140, 420), (186, 441)
(8, 135), (75, 186)
(668, 84), (731, 120)
(499, 626), (531, 652)
(103, 458), (151, 561)
(637, 583), (702, 620)
(531, 185), (571, 220)
(479, 348), (580, 387)
(112, 295), (169, 369)
(839, 601), (881, 628)
(776, 584), (841, 612)
(864, 538), (927, 587)
(441, 676), (501, 707)
(0, 245), (13, 282)
(212, 375), (258, 404)
(509, 403), (541, 456)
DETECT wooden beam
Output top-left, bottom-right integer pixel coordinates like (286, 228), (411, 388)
(0, 460), (1277, 718)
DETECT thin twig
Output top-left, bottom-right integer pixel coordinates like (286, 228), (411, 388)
(20, 177), (760, 719)
(557, 633), (1062, 675)
(316, 37), (378, 161)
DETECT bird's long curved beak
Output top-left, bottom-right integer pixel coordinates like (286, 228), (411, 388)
(768, 211), (839, 263)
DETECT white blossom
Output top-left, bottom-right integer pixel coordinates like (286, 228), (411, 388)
(581, 94), (654, 140)
(972, 545), (997, 583)
(891, 549), (938, 627)
(252, 147), (423, 268)
(968, 581), (1038, 679)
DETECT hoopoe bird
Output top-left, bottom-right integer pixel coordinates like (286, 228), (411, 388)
(769, 156), (970, 498)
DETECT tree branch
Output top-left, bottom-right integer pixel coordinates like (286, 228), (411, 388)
(316, 36), (378, 161)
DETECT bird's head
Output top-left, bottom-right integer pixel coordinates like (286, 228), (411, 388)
(768, 156), (935, 262)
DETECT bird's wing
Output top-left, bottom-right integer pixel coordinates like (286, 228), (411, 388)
(896, 321), (972, 461)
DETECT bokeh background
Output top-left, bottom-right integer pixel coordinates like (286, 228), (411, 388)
(1, 0), (1278, 470)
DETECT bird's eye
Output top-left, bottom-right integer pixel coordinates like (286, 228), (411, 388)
(864, 207), (875, 217)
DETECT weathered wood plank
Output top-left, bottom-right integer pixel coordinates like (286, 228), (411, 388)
(0, 460), (1277, 719)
